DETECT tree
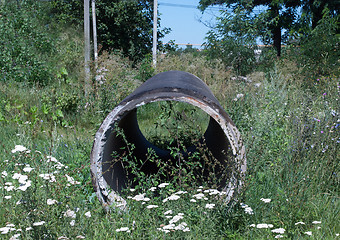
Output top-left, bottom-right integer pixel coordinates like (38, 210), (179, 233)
(300, 0), (339, 30)
(202, 5), (258, 75)
(51, 0), (169, 63)
(199, 0), (301, 57)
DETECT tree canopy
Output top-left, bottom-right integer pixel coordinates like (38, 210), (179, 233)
(51, 0), (169, 63)
(199, 0), (339, 57)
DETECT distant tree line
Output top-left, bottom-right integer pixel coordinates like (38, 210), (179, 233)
(51, 0), (170, 64)
(198, 0), (339, 75)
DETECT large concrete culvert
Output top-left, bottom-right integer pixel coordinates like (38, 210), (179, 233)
(90, 71), (246, 210)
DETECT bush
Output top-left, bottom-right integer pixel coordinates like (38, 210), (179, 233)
(0, 0), (57, 85)
(294, 9), (339, 77)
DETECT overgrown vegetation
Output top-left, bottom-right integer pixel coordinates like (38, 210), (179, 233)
(0, 0), (339, 239)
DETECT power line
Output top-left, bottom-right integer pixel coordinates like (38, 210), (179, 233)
(158, 2), (265, 14)
(158, 2), (223, 11)
(158, 2), (198, 9)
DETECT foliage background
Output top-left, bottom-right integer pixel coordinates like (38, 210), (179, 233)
(0, 0), (339, 239)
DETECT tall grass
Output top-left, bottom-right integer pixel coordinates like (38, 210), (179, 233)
(0, 50), (339, 239)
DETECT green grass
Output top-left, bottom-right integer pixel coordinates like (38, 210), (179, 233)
(0, 60), (338, 239)
(0, 1), (338, 238)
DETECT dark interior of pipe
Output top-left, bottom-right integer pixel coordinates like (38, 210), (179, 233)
(102, 104), (233, 193)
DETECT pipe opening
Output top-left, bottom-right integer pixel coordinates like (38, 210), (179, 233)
(102, 100), (234, 195)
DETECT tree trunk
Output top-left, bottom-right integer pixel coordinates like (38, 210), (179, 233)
(311, 1), (326, 29)
(269, 4), (281, 57)
(273, 24), (281, 57)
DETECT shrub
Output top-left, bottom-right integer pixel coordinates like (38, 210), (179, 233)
(0, 0), (57, 85)
(294, 9), (339, 77)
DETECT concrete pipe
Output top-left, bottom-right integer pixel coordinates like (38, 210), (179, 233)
(90, 71), (246, 210)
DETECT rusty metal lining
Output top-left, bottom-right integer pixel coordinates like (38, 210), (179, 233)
(90, 70), (246, 211)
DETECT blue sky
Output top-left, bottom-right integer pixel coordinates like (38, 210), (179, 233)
(158, 0), (221, 48)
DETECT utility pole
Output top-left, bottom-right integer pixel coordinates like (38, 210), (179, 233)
(84, 0), (91, 97)
(152, 0), (158, 68)
(92, 0), (98, 70)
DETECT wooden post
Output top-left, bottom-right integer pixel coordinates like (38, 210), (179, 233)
(152, 0), (158, 68)
(84, 0), (91, 97)
(92, 0), (98, 69)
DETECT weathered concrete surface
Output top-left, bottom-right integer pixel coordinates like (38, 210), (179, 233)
(90, 70), (246, 211)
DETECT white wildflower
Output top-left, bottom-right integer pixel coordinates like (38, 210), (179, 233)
(260, 198), (271, 203)
(169, 215), (184, 224)
(192, 193), (205, 199)
(205, 203), (215, 209)
(11, 145), (27, 153)
(304, 231), (312, 236)
(17, 175), (28, 184)
(65, 175), (80, 185)
(84, 211), (91, 218)
(168, 194), (180, 200)
(12, 173), (21, 180)
(148, 187), (157, 192)
(208, 189), (220, 195)
(1, 171), (7, 177)
(164, 210), (173, 215)
(271, 228), (285, 234)
(174, 222), (189, 231)
(0, 226), (11, 234)
(70, 220), (75, 226)
(9, 233), (20, 240)
(47, 199), (58, 205)
(312, 221), (321, 224)
(163, 194), (180, 203)
(162, 224), (175, 230)
(244, 207), (254, 215)
(64, 210), (76, 218)
(275, 235), (284, 238)
(115, 227), (130, 232)
(17, 180), (32, 191)
(158, 183), (169, 188)
(295, 222), (305, 225)
(146, 205), (158, 209)
(5, 185), (15, 192)
(175, 190), (188, 195)
(190, 199), (197, 203)
(240, 203), (254, 215)
(23, 167), (34, 173)
(46, 156), (58, 163)
(132, 193), (146, 201)
(157, 228), (170, 233)
(39, 173), (56, 183)
(33, 221), (46, 226)
(256, 224), (273, 229)
(4, 196), (12, 199)
(76, 236), (86, 239)
(25, 227), (33, 231)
